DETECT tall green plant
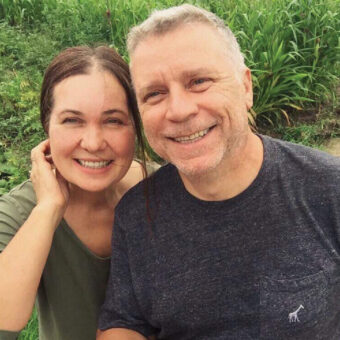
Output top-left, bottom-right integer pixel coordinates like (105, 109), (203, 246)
(0, 0), (339, 192)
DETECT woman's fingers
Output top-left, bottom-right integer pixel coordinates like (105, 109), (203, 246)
(31, 139), (51, 164)
(30, 141), (53, 182)
(31, 141), (50, 173)
(30, 140), (69, 209)
(30, 140), (53, 186)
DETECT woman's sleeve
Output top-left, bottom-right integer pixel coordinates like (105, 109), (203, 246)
(146, 161), (161, 175)
(0, 329), (20, 339)
(98, 214), (156, 338)
(0, 183), (36, 338)
(0, 181), (35, 253)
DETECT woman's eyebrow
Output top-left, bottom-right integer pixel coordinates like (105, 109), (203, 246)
(58, 109), (128, 116)
(102, 109), (128, 115)
(58, 109), (82, 116)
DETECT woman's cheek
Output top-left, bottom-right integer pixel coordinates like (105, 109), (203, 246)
(111, 128), (136, 157)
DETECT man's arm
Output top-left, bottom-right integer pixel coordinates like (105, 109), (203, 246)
(96, 328), (147, 340)
(98, 214), (157, 338)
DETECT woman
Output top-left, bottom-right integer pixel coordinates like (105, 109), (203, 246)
(0, 46), (149, 340)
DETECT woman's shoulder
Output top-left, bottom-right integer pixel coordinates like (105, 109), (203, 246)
(119, 160), (160, 193)
(0, 180), (37, 252)
(123, 160), (145, 187)
(145, 160), (161, 174)
(1, 180), (36, 206)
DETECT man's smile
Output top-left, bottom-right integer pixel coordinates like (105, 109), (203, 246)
(169, 125), (216, 144)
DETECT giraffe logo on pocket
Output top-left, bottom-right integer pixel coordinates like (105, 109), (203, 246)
(288, 304), (304, 323)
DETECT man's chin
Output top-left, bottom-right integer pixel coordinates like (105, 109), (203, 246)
(171, 158), (220, 178)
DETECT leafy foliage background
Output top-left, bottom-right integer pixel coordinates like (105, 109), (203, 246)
(0, 0), (339, 193)
(0, 0), (339, 338)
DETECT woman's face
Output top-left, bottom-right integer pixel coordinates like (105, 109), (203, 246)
(48, 69), (135, 192)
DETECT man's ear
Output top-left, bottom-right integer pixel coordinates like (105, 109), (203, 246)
(243, 68), (253, 110)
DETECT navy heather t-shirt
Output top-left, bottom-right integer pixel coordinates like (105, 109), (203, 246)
(99, 135), (340, 339)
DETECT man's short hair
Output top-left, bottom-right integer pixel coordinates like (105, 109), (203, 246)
(127, 4), (246, 73)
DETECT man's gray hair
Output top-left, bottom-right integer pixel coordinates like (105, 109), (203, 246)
(127, 4), (246, 72)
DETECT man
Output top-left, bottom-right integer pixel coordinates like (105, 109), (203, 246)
(98, 4), (340, 340)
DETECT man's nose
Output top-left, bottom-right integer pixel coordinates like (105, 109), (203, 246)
(166, 87), (198, 122)
(80, 126), (107, 152)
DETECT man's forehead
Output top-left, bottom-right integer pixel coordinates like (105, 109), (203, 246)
(131, 26), (226, 70)
(130, 22), (225, 60)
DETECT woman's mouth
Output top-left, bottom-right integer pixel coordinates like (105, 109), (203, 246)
(76, 159), (113, 169)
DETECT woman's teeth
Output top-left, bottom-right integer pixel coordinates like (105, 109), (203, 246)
(77, 160), (111, 168)
(174, 128), (209, 143)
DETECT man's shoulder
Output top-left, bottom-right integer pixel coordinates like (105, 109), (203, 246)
(263, 135), (340, 172)
(116, 163), (176, 216)
(262, 135), (340, 202)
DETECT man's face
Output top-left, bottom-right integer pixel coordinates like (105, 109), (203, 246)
(131, 23), (253, 176)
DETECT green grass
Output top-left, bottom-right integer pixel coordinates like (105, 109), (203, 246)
(260, 109), (340, 149)
(0, 22), (53, 193)
(0, 0), (338, 188)
(18, 310), (38, 340)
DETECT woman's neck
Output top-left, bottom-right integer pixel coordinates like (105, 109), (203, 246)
(67, 183), (120, 211)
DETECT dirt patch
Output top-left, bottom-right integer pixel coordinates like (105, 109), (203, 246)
(324, 138), (340, 157)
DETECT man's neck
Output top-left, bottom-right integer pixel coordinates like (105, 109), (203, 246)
(178, 133), (264, 201)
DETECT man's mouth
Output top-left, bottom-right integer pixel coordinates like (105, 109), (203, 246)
(76, 159), (112, 169)
(172, 126), (214, 143)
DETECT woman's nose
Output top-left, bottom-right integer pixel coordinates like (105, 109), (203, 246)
(80, 126), (107, 152)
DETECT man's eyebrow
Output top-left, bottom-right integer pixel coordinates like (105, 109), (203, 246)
(137, 84), (162, 98)
(181, 68), (214, 79)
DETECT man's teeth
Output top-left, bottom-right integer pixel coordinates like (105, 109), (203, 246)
(77, 160), (111, 168)
(174, 128), (209, 143)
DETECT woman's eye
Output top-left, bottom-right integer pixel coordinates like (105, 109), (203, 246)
(105, 118), (123, 125)
(62, 117), (80, 124)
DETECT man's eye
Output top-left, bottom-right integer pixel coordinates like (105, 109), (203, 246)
(193, 78), (207, 85)
(144, 91), (161, 102)
(190, 78), (212, 91)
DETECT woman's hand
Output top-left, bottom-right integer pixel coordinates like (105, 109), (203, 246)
(30, 139), (69, 213)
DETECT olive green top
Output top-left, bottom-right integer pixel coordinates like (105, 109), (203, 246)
(0, 181), (110, 340)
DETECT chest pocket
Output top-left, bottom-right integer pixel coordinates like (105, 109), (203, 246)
(260, 269), (339, 340)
